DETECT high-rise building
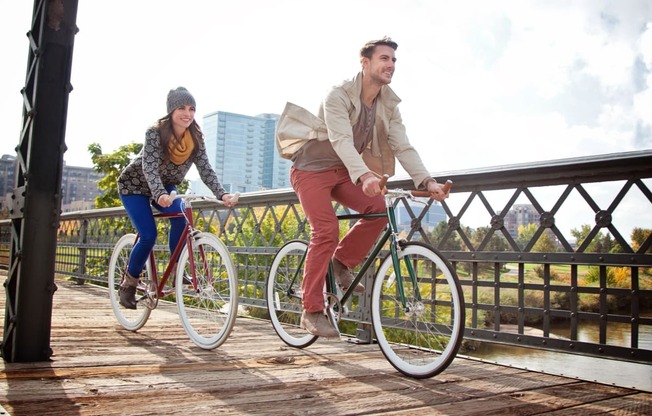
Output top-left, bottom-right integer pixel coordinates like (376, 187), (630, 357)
(502, 204), (541, 239)
(192, 111), (291, 195)
(394, 199), (447, 235)
(0, 155), (17, 204)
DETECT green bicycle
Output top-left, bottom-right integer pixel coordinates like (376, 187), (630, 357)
(266, 178), (465, 378)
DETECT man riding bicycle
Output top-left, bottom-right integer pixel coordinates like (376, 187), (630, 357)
(276, 37), (450, 337)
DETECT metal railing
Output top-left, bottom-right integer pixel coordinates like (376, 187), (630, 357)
(1, 150), (651, 363)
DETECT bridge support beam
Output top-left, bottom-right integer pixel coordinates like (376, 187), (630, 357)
(2, 0), (79, 362)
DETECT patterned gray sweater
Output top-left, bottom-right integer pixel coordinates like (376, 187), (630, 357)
(118, 127), (226, 202)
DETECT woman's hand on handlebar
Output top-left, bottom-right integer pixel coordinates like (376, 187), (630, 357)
(157, 193), (173, 207)
(221, 192), (240, 207)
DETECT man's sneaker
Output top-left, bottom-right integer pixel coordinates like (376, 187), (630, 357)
(182, 274), (193, 285)
(332, 258), (364, 293)
(172, 273), (193, 287)
(118, 285), (137, 309)
(300, 310), (340, 338)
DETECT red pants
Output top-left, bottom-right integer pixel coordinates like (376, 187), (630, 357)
(290, 166), (387, 312)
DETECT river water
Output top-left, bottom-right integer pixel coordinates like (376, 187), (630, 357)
(464, 321), (652, 392)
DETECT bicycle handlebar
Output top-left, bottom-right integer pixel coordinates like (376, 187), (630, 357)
(169, 191), (240, 205)
(410, 180), (453, 198)
(379, 174), (453, 200)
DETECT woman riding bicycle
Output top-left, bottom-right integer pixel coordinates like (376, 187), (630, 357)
(117, 86), (238, 309)
(276, 37), (450, 337)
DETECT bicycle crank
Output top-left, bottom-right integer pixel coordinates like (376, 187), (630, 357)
(324, 292), (342, 323)
(141, 280), (159, 310)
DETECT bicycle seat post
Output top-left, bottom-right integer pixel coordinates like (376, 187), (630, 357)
(182, 198), (194, 228)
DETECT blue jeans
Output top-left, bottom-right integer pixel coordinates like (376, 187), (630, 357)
(119, 186), (185, 278)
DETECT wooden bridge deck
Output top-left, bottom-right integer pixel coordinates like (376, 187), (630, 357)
(0, 279), (650, 416)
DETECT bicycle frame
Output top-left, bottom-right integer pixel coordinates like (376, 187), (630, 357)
(285, 193), (423, 311)
(133, 201), (199, 298)
(267, 180), (462, 377)
(334, 194), (421, 310)
(111, 193), (240, 348)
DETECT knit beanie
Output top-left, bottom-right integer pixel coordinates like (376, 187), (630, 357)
(166, 87), (196, 114)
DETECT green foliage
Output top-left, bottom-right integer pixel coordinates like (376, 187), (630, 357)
(631, 228), (652, 253)
(457, 226), (508, 275)
(583, 266), (617, 286)
(89, 142), (142, 208)
(570, 224), (617, 253)
(429, 221), (462, 250)
(532, 265), (561, 280)
(472, 226), (508, 251)
(88, 142), (189, 209)
(516, 223), (537, 249)
(515, 224), (558, 252)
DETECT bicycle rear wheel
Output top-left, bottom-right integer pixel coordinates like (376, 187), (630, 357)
(108, 233), (152, 331)
(371, 242), (465, 378)
(266, 240), (317, 348)
(175, 233), (238, 350)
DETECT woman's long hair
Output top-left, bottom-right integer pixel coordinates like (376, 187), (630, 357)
(154, 114), (203, 158)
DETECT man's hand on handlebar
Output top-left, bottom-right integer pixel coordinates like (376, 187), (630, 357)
(360, 172), (385, 197)
(426, 180), (452, 201)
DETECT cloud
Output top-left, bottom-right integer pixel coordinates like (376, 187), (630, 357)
(443, 1), (652, 167)
(2, 0), (650, 171)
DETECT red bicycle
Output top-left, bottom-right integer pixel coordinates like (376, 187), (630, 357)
(108, 192), (239, 350)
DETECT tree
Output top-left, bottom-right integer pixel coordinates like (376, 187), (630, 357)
(468, 226), (508, 275)
(428, 221), (461, 251)
(516, 223), (537, 250)
(89, 142), (142, 208)
(570, 224), (592, 248)
(533, 231), (558, 253)
(472, 226), (508, 252)
(88, 142), (189, 208)
(631, 228), (652, 253)
(570, 224), (615, 253)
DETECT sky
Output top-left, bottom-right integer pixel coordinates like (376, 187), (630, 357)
(1, 0), (651, 238)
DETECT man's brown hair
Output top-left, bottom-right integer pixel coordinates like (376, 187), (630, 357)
(360, 36), (398, 59)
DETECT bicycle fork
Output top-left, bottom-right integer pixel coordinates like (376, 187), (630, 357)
(386, 205), (422, 313)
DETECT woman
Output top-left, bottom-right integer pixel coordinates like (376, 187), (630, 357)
(117, 86), (238, 309)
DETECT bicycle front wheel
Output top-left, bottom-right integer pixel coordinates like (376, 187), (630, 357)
(371, 242), (465, 378)
(175, 233), (238, 350)
(266, 240), (317, 348)
(108, 233), (152, 331)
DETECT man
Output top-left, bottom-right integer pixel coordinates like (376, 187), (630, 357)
(276, 37), (450, 337)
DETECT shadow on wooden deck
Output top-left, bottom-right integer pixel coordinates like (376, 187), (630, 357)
(0, 279), (650, 415)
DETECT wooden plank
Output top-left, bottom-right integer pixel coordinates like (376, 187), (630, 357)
(0, 279), (649, 416)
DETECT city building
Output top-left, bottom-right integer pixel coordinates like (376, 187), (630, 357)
(192, 111), (291, 194)
(0, 154), (103, 213)
(0, 155), (17, 210)
(502, 204), (541, 239)
(59, 164), (105, 211)
(394, 198), (447, 235)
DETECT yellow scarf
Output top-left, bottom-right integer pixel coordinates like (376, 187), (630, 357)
(168, 129), (194, 164)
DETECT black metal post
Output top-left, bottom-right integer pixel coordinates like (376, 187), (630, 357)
(2, 0), (79, 362)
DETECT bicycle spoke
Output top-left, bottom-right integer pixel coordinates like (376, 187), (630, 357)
(266, 240), (317, 348)
(176, 233), (238, 350)
(372, 243), (465, 378)
(108, 234), (152, 331)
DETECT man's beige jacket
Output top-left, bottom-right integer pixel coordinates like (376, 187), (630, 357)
(276, 72), (432, 189)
